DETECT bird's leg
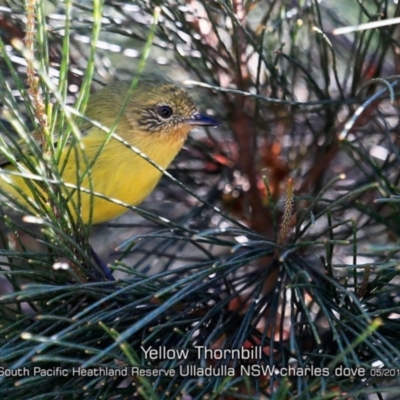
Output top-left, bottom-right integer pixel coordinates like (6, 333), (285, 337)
(90, 245), (115, 281)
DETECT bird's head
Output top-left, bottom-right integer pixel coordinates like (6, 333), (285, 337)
(134, 80), (218, 136)
(85, 79), (218, 142)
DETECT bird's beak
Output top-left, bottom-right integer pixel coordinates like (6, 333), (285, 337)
(185, 113), (219, 127)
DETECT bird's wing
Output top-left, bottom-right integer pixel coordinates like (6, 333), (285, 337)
(0, 137), (35, 168)
(0, 121), (94, 168)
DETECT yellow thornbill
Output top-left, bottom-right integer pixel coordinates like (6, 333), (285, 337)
(0, 79), (218, 224)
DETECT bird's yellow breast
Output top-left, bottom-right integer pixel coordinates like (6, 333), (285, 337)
(66, 126), (186, 223)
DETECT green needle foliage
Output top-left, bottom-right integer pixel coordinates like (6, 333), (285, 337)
(1, 0), (400, 399)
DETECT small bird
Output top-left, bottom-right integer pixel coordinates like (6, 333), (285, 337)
(0, 79), (218, 224)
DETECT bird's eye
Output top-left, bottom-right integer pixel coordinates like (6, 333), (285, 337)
(157, 105), (173, 119)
